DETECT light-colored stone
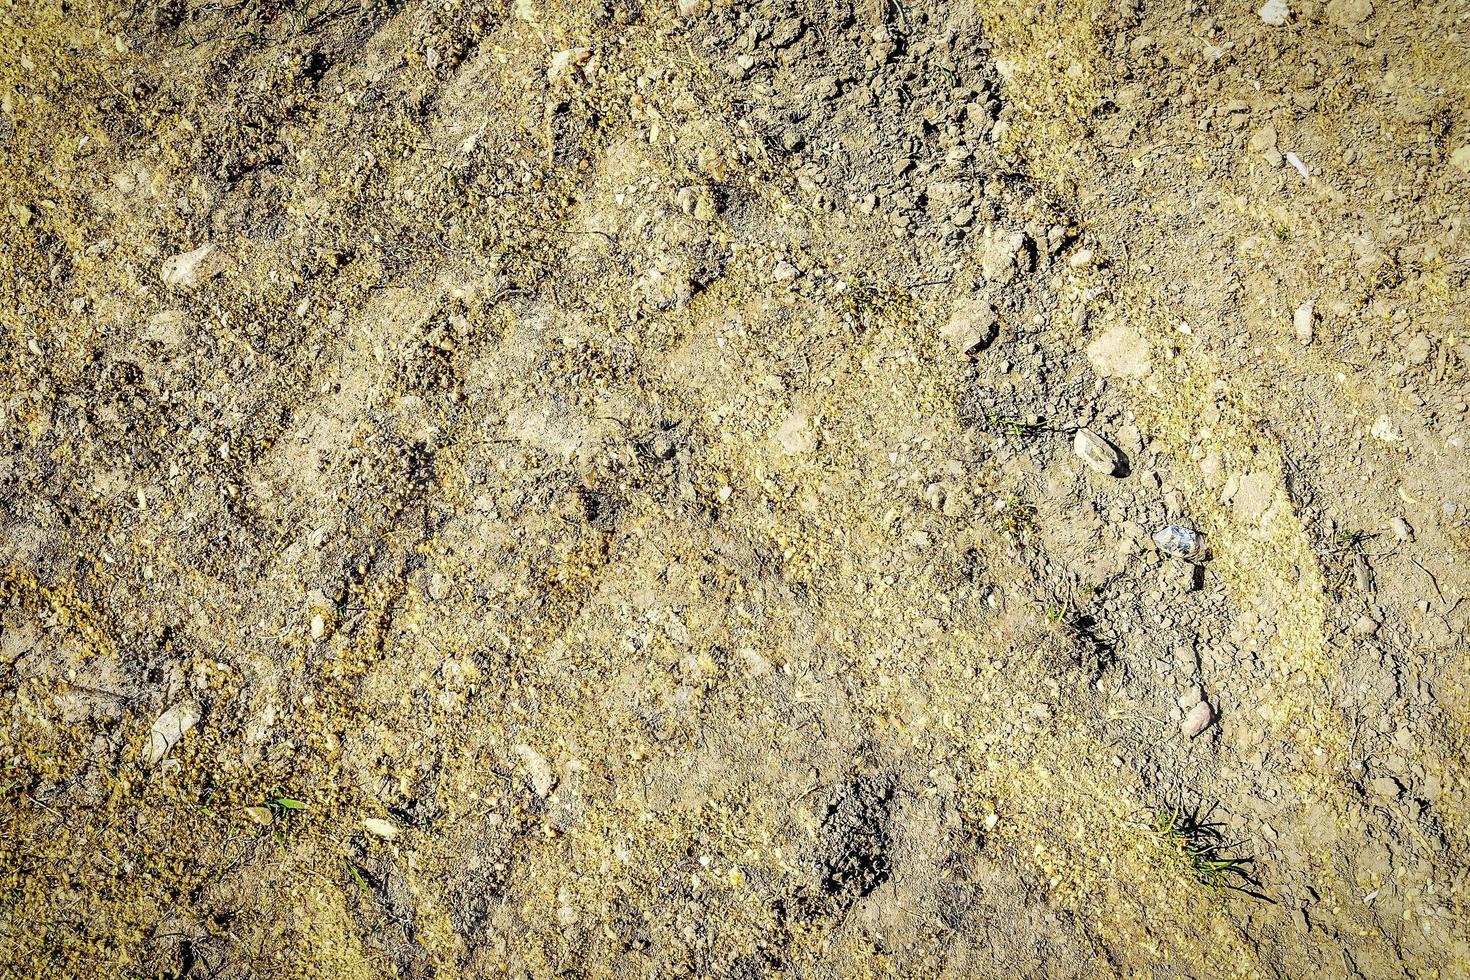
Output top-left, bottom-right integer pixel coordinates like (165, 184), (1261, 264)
(161, 244), (217, 289)
(1067, 248), (1095, 270)
(1248, 125), (1279, 155)
(548, 47), (591, 83)
(363, 817), (399, 839)
(1353, 553), (1374, 594)
(941, 298), (998, 356)
(1182, 700), (1214, 738)
(1391, 516), (1414, 542)
(774, 412), (818, 455)
(739, 648), (771, 677)
(980, 228), (1029, 285)
(1231, 471), (1276, 524)
(514, 744), (555, 796)
(1259, 0), (1290, 25)
(1073, 428), (1122, 475)
(770, 260), (799, 284)
(1370, 414), (1403, 443)
(143, 701), (200, 766)
(1293, 300), (1315, 345)
(1368, 775), (1400, 798)
(1086, 324), (1152, 378)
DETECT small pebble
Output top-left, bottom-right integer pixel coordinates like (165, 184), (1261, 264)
(1391, 516), (1414, 542)
(770, 260), (799, 285)
(1074, 428), (1123, 475)
(1371, 414), (1403, 443)
(1350, 614), (1381, 637)
(362, 817), (399, 839)
(1353, 553), (1373, 594)
(941, 298), (998, 356)
(1294, 300), (1315, 345)
(1182, 700), (1214, 738)
(242, 805), (274, 825)
(142, 701), (200, 766)
(161, 244), (217, 289)
(1259, 0), (1290, 25)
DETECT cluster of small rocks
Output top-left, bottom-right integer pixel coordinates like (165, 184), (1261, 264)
(699, 3), (1004, 246)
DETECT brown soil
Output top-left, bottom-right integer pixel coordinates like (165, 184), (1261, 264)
(2, 0), (1468, 977)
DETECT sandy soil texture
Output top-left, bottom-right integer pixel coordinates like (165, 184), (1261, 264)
(2, 0), (1469, 977)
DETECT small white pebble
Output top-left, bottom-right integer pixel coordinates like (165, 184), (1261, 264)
(1259, 0), (1290, 25)
(1294, 300), (1315, 345)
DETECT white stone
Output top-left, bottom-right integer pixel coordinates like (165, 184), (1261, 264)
(548, 47), (591, 83)
(362, 817), (399, 840)
(1370, 414), (1403, 443)
(981, 228), (1029, 284)
(1293, 300), (1315, 344)
(142, 309), (187, 346)
(161, 244), (216, 289)
(1073, 428), (1122, 475)
(514, 744), (555, 796)
(142, 701), (200, 766)
(1259, 0), (1290, 25)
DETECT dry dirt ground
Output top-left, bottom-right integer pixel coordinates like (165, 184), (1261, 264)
(2, 0), (1470, 977)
